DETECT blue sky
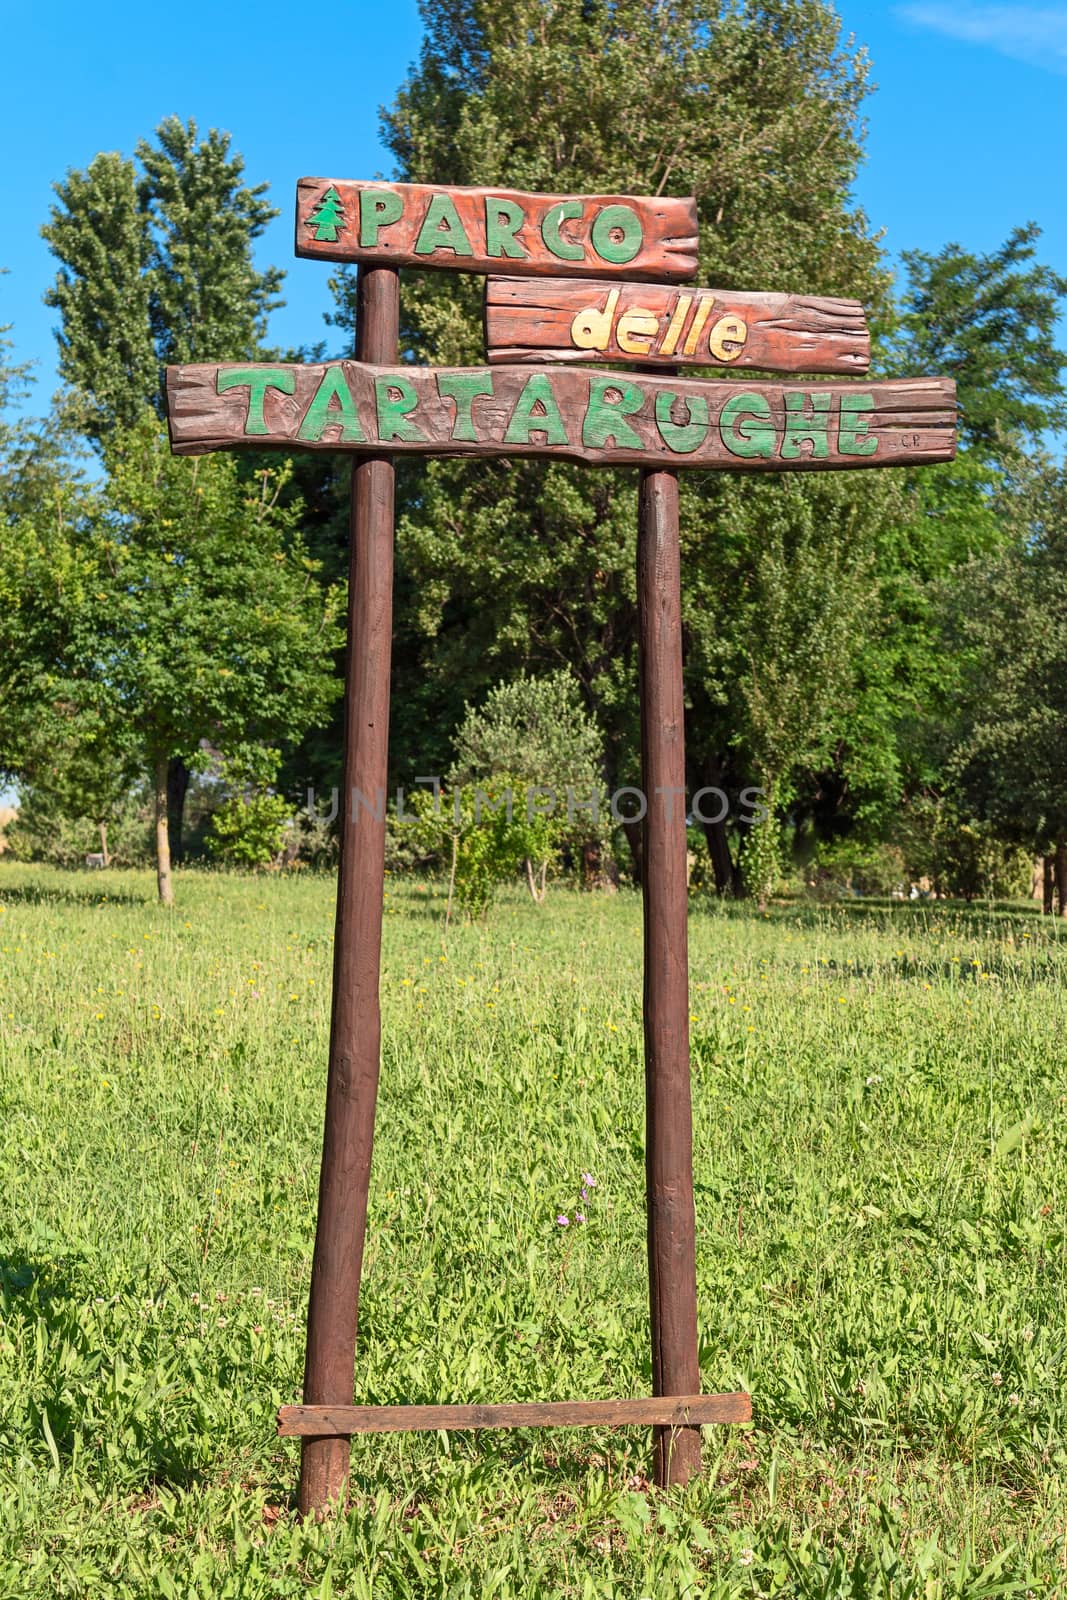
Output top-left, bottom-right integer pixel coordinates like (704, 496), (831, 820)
(1, 0), (1064, 402)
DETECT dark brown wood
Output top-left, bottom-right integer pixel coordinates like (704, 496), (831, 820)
(295, 179), (698, 281)
(279, 1393), (751, 1436)
(297, 266), (399, 1520)
(637, 465), (703, 1488)
(485, 276), (870, 373)
(166, 362), (957, 472)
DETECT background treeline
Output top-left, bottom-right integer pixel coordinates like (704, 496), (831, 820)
(1, 0), (1065, 911)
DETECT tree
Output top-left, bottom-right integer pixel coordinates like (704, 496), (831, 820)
(43, 117), (283, 440)
(0, 314), (106, 792)
(42, 118), (287, 856)
(10, 712), (138, 866)
(945, 459), (1067, 914)
(683, 471), (887, 903)
(327, 0), (890, 895)
(60, 417), (342, 903)
(40, 155), (156, 437)
(836, 225), (1067, 887)
(206, 747), (293, 869)
(892, 224), (1067, 462)
(450, 670), (607, 898)
(138, 117), (283, 374)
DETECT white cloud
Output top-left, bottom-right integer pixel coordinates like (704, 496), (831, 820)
(895, 4), (1067, 73)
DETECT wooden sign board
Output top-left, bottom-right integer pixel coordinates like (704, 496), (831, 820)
(486, 276), (870, 375)
(295, 179), (699, 281)
(166, 361), (956, 473)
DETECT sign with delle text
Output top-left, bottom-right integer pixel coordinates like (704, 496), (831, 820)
(295, 179), (699, 281)
(165, 361), (956, 472)
(485, 276), (870, 374)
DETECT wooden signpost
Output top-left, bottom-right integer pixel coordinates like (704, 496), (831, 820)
(164, 175), (956, 1518)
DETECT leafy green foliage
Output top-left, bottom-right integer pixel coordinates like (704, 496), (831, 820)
(0, 397), (343, 899)
(41, 153), (157, 436)
(208, 794), (291, 870)
(42, 117), (283, 441)
(138, 116), (283, 373)
(0, 434), (112, 788)
(5, 780), (152, 867)
(405, 779), (557, 917)
(94, 417), (342, 775)
(944, 459), (1067, 854)
(207, 748), (293, 869)
(451, 671), (608, 892)
(893, 223), (1067, 460)
(451, 671), (603, 798)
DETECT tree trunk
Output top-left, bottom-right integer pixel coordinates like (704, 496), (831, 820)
(580, 837), (618, 892)
(167, 757), (190, 865)
(1043, 855), (1055, 916)
(702, 817), (738, 896)
(154, 755), (174, 906)
(621, 817), (644, 887)
(695, 756), (742, 897)
(1056, 837), (1067, 919)
(98, 820), (110, 868)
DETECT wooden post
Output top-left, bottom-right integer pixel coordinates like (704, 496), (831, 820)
(298, 265), (399, 1518)
(637, 464), (703, 1488)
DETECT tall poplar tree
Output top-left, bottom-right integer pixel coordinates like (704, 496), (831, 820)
(43, 116), (283, 438)
(41, 119), (290, 870)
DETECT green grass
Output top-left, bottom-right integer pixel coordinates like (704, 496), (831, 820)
(1, 864), (1065, 1597)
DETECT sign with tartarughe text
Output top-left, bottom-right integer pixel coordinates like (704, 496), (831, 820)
(166, 361), (955, 471)
(295, 180), (699, 281)
(485, 276), (870, 374)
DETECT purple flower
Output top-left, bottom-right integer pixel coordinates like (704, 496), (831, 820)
(556, 1214), (570, 1227)
(582, 1173), (596, 1188)
(575, 1212), (586, 1224)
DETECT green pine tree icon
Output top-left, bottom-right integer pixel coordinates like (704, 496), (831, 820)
(307, 186), (346, 243)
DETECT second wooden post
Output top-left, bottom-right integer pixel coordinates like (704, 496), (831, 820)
(637, 465), (703, 1488)
(299, 265), (399, 1516)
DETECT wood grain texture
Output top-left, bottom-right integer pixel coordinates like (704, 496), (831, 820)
(485, 276), (870, 373)
(165, 361), (956, 472)
(295, 179), (698, 280)
(279, 1394), (752, 1436)
(638, 464), (703, 1487)
(297, 267), (399, 1520)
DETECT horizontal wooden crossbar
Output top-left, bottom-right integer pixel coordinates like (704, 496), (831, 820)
(277, 1393), (751, 1437)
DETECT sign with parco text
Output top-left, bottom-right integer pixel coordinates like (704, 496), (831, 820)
(295, 180), (699, 281)
(165, 361), (956, 472)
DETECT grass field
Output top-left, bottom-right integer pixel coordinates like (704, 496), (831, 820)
(1, 864), (1065, 1598)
